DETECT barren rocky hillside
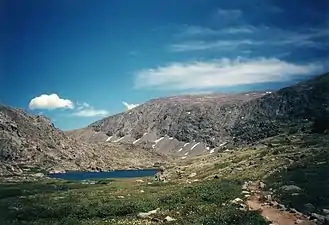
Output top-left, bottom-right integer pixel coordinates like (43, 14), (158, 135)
(0, 105), (168, 177)
(69, 73), (329, 157)
(231, 73), (329, 143)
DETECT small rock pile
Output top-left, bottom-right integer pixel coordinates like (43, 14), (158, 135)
(137, 208), (177, 223)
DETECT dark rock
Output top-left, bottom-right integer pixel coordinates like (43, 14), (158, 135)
(304, 203), (315, 213)
(322, 209), (329, 215)
(289, 208), (298, 214)
(310, 213), (326, 222)
(281, 185), (302, 192)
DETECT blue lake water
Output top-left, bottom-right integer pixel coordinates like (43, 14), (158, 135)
(48, 169), (159, 181)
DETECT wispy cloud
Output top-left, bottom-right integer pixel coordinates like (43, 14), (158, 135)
(177, 25), (255, 37)
(210, 8), (248, 27)
(72, 109), (109, 117)
(223, 26), (256, 34)
(273, 28), (329, 48)
(215, 8), (242, 22)
(72, 102), (109, 117)
(267, 5), (284, 13)
(211, 4), (284, 26)
(76, 102), (90, 110)
(122, 101), (139, 110)
(128, 51), (138, 56)
(135, 57), (323, 90)
(170, 40), (263, 52)
(175, 90), (215, 96)
(171, 26), (329, 52)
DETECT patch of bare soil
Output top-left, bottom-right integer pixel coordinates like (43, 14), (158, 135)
(246, 181), (316, 225)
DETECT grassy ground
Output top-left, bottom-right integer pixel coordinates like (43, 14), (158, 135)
(265, 134), (329, 214)
(0, 177), (268, 225)
(171, 133), (329, 216)
(1, 133), (327, 224)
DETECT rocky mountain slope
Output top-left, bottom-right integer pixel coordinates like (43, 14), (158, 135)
(231, 73), (329, 143)
(0, 105), (168, 177)
(69, 73), (329, 158)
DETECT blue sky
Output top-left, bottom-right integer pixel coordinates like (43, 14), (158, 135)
(2, 0), (329, 130)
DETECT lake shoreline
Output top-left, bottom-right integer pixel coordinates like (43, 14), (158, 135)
(0, 167), (163, 183)
(49, 167), (160, 174)
(47, 168), (160, 181)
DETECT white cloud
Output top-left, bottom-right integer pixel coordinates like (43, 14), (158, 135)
(29, 94), (74, 110)
(72, 109), (109, 117)
(122, 102), (139, 110)
(135, 57), (323, 90)
(29, 94), (109, 117)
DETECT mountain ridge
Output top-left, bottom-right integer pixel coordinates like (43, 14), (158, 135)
(1, 73), (328, 177)
(69, 73), (329, 157)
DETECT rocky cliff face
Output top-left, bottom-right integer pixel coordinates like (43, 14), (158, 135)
(231, 73), (329, 143)
(69, 73), (329, 158)
(0, 105), (168, 176)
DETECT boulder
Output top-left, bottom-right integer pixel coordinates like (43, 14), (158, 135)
(322, 208), (329, 215)
(310, 213), (326, 223)
(159, 166), (166, 172)
(265, 194), (272, 201)
(260, 182), (266, 189)
(32, 173), (44, 178)
(234, 167), (243, 172)
(295, 219), (305, 224)
(188, 172), (197, 178)
(277, 204), (287, 211)
(303, 203), (315, 213)
(280, 185), (302, 192)
(154, 172), (166, 182)
(49, 169), (66, 174)
(231, 198), (243, 204)
(164, 216), (176, 222)
(137, 208), (160, 218)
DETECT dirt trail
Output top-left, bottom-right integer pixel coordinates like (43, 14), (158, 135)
(245, 181), (316, 225)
